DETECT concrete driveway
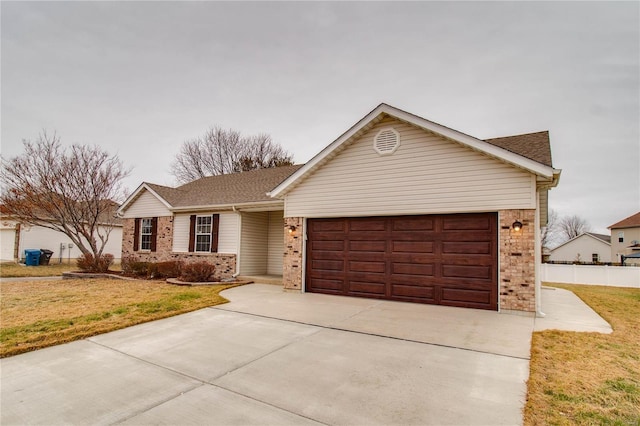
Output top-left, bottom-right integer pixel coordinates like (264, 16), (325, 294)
(1, 284), (610, 425)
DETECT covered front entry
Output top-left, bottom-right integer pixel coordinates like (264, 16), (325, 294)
(238, 210), (284, 277)
(306, 213), (498, 310)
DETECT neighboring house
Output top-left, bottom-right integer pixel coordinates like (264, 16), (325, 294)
(0, 215), (123, 263)
(547, 232), (611, 263)
(121, 103), (561, 314)
(608, 212), (640, 265)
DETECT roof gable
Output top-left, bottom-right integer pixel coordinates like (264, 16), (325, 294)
(118, 183), (174, 214)
(270, 103), (560, 198)
(608, 212), (640, 229)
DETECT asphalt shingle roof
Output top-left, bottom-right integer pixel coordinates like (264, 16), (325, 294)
(586, 232), (612, 244)
(146, 165), (303, 208)
(608, 212), (640, 229)
(484, 131), (553, 167)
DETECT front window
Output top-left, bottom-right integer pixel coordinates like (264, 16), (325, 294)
(140, 218), (153, 251)
(195, 216), (212, 252)
(618, 232), (624, 243)
(592, 253), (599, 263)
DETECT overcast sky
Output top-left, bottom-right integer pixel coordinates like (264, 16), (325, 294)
(2, 1), (638, 234)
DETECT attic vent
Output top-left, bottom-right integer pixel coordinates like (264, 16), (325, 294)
(374, 127), (400, 155)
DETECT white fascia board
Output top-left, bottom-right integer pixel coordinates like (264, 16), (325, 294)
(117, 183), (173, 216)
(269, 103), (555, 198)
(170, 200), (284, 213)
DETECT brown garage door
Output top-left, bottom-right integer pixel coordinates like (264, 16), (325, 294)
(306, 213), (498, 310)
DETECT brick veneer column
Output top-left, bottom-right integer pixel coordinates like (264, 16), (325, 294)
(283, 217), (303, 290)
(121, 218), (136, 258)
(499, 209), (536, 313)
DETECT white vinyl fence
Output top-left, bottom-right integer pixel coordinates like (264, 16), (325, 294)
(541, 263), (640, 288)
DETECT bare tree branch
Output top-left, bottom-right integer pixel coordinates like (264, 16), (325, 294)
(170, 126), (293, 183)
(0, 132), (130, 270)
(558, 214), (591, 242)
(541, 209), (559, 249)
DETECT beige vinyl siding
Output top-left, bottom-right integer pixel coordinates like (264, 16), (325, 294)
(172, 214), (191, 252)
(122, 190), (171, 218)
(267, 211), (284, 275)
(539, 189), (549, 226)
(173, 212), (239, 253)
(285, 117), (536, 218)
(218, 213), (240, 254)
(239, 212), (268, 275)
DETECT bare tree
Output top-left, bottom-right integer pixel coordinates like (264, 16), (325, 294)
(0, 132), (130, 271)
(541, 209), (560, 249)
(171, 127), (293, 183)
(558, 214), (591, 242)
(234, 133), (294, 172)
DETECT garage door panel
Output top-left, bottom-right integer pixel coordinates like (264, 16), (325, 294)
(349, 219), (386, 232)
(311, 259), (344, 271)
(392, 217), (435, 231)
(310, 220), (346, 232)
(349, 261), (385, 273)
(442, 216), (492, 231)
(392, 262), (435, 276)
(311, 240), (345, 251)
(392, 241), (434, 253)
(308, 278), (344, 292)
(442, 241), (492, 254)
(349, 281), (386, 296)
(306, 213), (497, 310)
(348, 240), (386, 252)
(442, 264), (492, 280)
(391, 284), (435, 300)
(441, 288), (492, 305)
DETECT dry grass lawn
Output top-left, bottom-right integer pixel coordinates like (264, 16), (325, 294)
(525, 284), (640, 425)
(0, 278), (238, 357)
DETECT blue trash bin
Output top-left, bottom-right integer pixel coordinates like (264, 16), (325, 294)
(24, 249), (41, 266)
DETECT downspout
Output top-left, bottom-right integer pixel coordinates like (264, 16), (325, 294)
(535, 190), (545, 317)
(232, 206), (240, 277)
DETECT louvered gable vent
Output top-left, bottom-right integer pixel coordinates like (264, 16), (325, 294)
(374, 127), (400, 155)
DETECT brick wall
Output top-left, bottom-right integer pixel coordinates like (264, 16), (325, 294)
(283, 217), (303, 290)
(499, 209), (536, 313)
(121, 217), (236, 279)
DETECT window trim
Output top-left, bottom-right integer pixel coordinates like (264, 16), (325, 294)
(133, 217), (157, 252)
(188, 214), (219, 253)
(194, 215), (212, 252)
(140, 218), (153, 251)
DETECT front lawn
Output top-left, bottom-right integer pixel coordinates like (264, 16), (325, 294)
(525, 284), (640, 425)
(0, 278), (238, 357)
(0, 261), (122, 277)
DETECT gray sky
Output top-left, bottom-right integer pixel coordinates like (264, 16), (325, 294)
(2, 1), (638, 234)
